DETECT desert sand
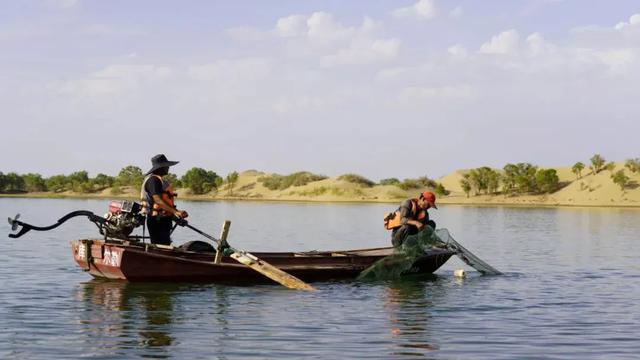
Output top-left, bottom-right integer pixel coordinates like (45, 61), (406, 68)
(7, 163), (640, 208)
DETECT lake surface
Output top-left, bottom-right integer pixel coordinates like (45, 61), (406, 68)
(1, 198), (639, 359)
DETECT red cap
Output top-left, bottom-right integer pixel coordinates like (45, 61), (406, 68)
(421, 191), (437, 209)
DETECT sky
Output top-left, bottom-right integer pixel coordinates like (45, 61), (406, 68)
(1, 0), (638, 180)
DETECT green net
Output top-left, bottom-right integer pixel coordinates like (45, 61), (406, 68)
(357, 226), (446, 281)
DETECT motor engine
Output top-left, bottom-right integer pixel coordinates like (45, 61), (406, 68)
(101, 200), (144, 239)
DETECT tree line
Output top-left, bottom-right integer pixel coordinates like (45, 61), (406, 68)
(459, 163), (558, 197)
(572, 155), (639, 191)
(0, 166), (241, 196)
(460, 154), (639, 197)
(4, 155), (635, 198)
(258, 172), (449, 196)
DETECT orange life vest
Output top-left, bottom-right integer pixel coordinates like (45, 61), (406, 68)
(141, 174), (177, 217)
(384, 199), (426, 230)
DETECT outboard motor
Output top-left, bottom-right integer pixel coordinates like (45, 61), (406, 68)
(101, 200), (144, 239)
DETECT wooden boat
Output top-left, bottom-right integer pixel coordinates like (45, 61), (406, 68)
(70, 238), (457, 284)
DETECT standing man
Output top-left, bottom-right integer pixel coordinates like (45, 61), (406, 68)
(384, 191), (437, 247)
(141, 154), (188, 245)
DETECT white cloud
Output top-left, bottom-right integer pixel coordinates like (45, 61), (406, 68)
(306, 12), (357, 42)
(187, 58), (272, 82)
(272, 95), (343, 115)
(0, 24), (48, 40)
(58, 64), (174, 105)
(390, 0), (436, 21)
(479, 29), (520, 55)
(614, 13), (640, 30)
(271, 12), (378, 44)
(448, 44), (468, 57)
(275, 14), (307, 37)
(322, 38), (400, 67)
(526, 32), (556, 56)
(397, 84), (476, 104)
(265, 12), (394, 67)
(593, 49), (636, 73)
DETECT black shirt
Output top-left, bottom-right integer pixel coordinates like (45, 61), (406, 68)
(145, 176), (163, 196)
(145, 176), (164, 209)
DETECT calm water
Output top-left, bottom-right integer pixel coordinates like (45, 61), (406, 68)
(1, 198), (639, 359)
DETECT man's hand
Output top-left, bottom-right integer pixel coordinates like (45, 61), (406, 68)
(175, 210), (189, 219)
(408, 220), (423, 230)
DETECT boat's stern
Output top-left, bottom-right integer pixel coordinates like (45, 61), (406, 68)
(71, 239), (126, 280)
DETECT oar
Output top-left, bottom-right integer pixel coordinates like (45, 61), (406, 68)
(175, 219), (315, 291)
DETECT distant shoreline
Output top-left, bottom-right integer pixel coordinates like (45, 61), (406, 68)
(3, 159), (639, 209)
(3, 192), (640, 209)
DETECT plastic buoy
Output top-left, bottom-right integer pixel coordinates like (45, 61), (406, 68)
(454, 269), (466, 278)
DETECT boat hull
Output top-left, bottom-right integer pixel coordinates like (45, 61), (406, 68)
(71, 239), (455, 284)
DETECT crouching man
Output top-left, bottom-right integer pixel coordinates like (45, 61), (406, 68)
(384, 191), (437, 247)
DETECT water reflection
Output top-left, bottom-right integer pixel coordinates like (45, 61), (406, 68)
(75, 280), (181, 358)
(384, 278), (441, 357)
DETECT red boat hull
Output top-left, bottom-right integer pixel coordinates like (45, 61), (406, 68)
(71, 239), (455, 284)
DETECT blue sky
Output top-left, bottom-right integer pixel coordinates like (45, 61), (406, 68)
(1, 0), (638, 180)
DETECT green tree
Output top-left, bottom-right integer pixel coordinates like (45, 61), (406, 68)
(503, 163), (539, 194)
(92, 173), (114, 191)
(611, 170), (629, 191)
(434, 183), (447, 197)
(0, 172), (5, 192)
(181, 167), (221, 194)
(259, 172), (327, 190)
(22, 173), (47, 192)
(226, 171), (239, 195)
(379, 178), (400, 186)
(398, 176), (437, 191)
(467, 170), (483, 195)
(517, 163), (538, 193)
(460, 175), (472, 198)
(164, 173), (182, 188)
(604, 161), (616, 174)
(589, 154), (605, 174)
(46, 175), (68, 193)
(110, 184), (123, 195)
(535, 169), (560, 193)
(117, 165), (144, 188)
(572, 162), (585, 180)
(338, 174), (375, 187)
(486, 169), (501, 194)
(3, 172), (25, 192)
(467, 167), (500, 195)
(502, 164), (518, 194)
(67, 171), (91, 193)
(624, 159), (640, 173)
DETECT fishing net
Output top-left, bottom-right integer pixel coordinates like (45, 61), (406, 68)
(357, 227), (448, 281)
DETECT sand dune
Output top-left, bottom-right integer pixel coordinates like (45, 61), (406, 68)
(9, 162), (639, 208)
(178, 162), (639, 207)
(437, 163), (640, 207)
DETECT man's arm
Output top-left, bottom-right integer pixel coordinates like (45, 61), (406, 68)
(399, 200), (423, 229)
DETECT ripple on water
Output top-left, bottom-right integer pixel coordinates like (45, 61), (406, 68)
(2, 199), (640, 358)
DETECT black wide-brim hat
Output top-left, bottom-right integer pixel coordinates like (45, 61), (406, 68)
(146, 154), (179, 175)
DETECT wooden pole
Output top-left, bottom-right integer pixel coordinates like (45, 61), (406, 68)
(214, 220), (231, 264)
